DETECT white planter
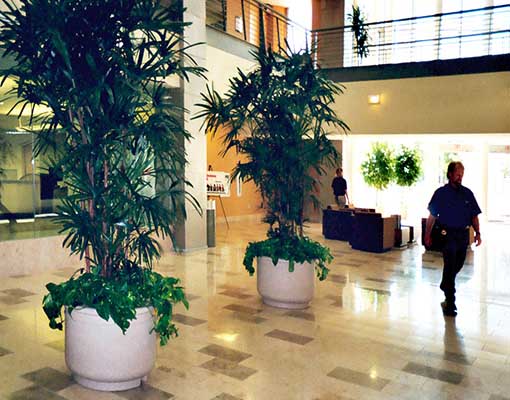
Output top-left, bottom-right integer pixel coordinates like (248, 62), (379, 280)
(65, 306), (156, 391)
(257, 256), (315, 309)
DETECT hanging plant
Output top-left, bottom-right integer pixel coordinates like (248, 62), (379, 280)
(348, 5), (370, 59)
(394, 146), (422, 187)
(361, 142), (394, 190)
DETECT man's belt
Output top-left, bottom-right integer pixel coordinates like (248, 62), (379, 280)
(442, 226), (469, 234)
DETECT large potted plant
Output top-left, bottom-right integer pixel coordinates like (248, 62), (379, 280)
(0, 0), (203, 391)
(196, 47), (348, 309)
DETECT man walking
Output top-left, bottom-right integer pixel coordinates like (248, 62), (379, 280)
(425, 161), (482, 317)
(332, 168), (349, 208)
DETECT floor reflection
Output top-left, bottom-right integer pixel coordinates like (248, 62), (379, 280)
(0, 220), (509, 399)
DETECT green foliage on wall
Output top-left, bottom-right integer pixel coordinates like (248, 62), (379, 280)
(361, 142), (394, 190)
(394, 146), (422, 187)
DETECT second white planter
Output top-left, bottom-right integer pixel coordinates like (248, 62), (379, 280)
(65, 306), (157, 391)
(256, 256), (315, 309)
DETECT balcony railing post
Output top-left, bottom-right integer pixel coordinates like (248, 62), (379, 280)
(276, 16), (281, 53)
(221, 0), (227, 31)
(241, 0), (247, 41)
(436, 13), (442, 60)
(259, 4), (265, 52)
(488, 7), (494, 55)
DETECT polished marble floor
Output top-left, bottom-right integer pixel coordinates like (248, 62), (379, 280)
(1, 220), (510, 399)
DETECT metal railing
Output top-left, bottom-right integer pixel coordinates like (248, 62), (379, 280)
(206, 2), (510, 69)
(312, 4), (510, 69)
(206, 0), (310, 56)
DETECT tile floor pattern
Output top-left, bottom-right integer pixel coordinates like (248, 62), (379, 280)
(1, 221), (510, 399)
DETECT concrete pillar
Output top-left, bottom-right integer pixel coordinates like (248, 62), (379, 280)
(481, 142), (489, 221)
(166, 0), (207, 252)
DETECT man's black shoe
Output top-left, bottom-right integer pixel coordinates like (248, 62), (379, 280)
(441, 301), (457, 317)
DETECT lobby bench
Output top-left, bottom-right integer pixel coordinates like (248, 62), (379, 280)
(350, 212), (398, 253)
(322, 208), (354, 241)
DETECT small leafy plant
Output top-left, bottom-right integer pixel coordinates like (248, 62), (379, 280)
(43, 267), (188, 345)
(196, 46), (348, 278)
(243, 235), (333, 281)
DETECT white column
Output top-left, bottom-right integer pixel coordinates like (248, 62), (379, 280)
(174, 0), (208, 251)
(481, 141), (489, 222)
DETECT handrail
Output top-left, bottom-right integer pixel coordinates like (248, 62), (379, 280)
(205, 0), (510, 69)
(249, 0), (308, 32)
(363, 29), (510, 50)
(313, 4), (509, 33)
(311, 4), (510, 68)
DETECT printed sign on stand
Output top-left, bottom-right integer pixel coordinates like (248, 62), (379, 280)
(206, 171), (230, 197)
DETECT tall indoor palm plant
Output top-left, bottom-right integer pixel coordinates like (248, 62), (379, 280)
(0, 0), (203, 351)
(196, 47), (348, 289)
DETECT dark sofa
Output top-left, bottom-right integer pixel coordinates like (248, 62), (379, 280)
(322, 208), (354, 241)
(350, 212), (397, 253)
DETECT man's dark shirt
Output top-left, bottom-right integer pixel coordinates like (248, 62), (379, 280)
(332, 177), (347, 196)
(428, 184), (481, 228)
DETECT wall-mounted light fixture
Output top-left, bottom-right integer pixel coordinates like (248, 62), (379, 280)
(368, 94), (381, 105)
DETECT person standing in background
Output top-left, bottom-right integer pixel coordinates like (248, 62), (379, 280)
(425, 161), (482, 317)
(331, 168), (349, 208)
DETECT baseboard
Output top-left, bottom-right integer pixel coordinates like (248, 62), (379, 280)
(0, 235), (80, 278)
(216, 213), (264, 224)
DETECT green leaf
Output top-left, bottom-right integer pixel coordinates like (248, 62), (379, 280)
(243, 236), (332, 281)
(195, 46), (346, 275)
(361, 142), (395, 190)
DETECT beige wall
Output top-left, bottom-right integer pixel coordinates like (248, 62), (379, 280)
(225, 0), (249, 41)
(0, 235), (80, 277)
(312, 0), (345, 68)
(205, 45), (262, 219)
(312, 0), (345, 29)
(207, 130), (262, 218)
(206, 44), (256, 93)
(333, 72), (510, 135)
(305, 140), (344, 222)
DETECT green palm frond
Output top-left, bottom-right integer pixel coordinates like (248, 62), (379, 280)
(196, 47), (349, 240)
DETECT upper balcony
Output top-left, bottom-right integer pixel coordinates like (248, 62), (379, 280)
(206, 1), (510, 80)
(206, 0), (310, 56)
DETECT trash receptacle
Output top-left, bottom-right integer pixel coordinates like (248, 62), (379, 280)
(207, 200), (216, 247)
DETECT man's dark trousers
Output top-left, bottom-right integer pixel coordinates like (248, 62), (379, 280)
(440, 229), (469, 304)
